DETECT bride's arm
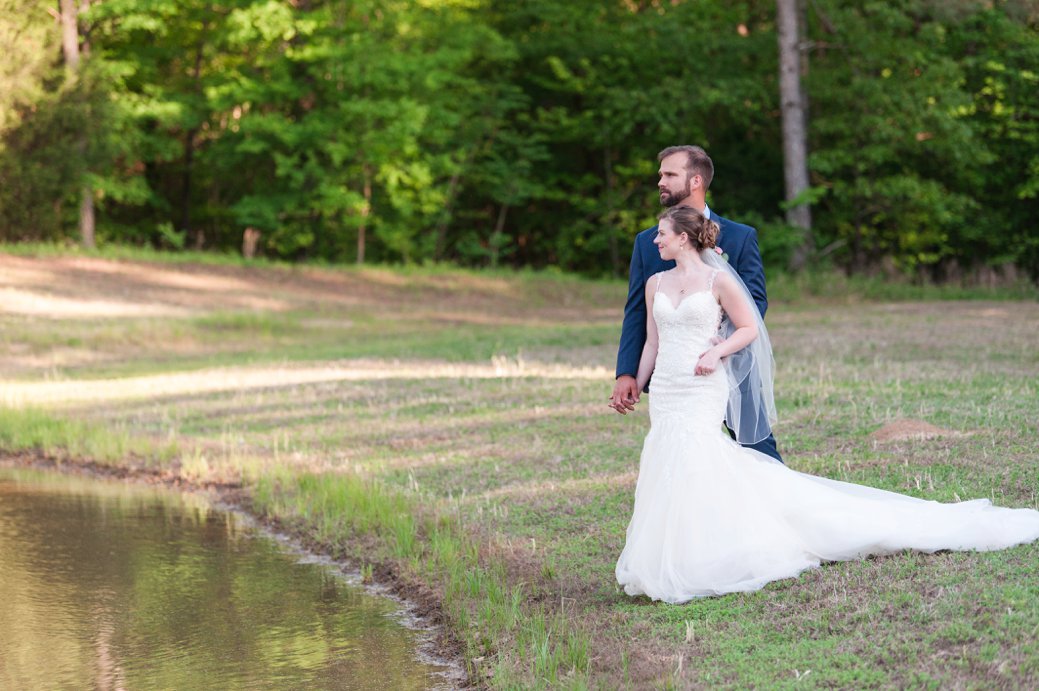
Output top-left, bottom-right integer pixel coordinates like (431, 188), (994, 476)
(695, 273), (758, 376)
(634, 281), (659, 392)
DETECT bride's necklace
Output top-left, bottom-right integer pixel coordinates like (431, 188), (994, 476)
(673, 269), (703, 294)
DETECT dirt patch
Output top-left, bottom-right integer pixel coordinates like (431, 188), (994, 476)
(0, 252), (620, 321)
(871, 419), (966, 443)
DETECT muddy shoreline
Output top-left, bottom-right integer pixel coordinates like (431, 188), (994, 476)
(0, 450), (470, 689)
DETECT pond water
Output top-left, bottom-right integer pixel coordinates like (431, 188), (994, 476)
(0, 467), (457, 689)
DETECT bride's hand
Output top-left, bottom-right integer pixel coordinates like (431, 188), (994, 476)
(609, 375), (640, 414)
(695, 348), (722, 376)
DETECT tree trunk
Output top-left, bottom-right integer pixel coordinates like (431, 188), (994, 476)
(180, 128), (197, 237)
(434, 168), (463, 262)
(490, 203), (509, 268)
(357, 164), (372, 264)
(60, 0), (79, 71)
(777, 0), (811, 269)
(61, 0), (96, 248)
(79, 184), (95, 246)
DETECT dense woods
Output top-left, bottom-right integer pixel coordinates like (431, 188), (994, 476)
(2, 0), (1038, 280)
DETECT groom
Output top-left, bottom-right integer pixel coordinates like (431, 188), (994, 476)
(609, 145), (783, 463)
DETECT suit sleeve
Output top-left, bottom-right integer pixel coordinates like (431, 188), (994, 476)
(733, 227), (769, 319)
(616, 235), (648, 380)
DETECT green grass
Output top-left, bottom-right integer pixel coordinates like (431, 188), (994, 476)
(2, 252), (1038, 688)
(250, 469), (591, 688)
(768, 267), (1039, 302)
(0, 240), (287, 268)
(0, 406), (177, 465)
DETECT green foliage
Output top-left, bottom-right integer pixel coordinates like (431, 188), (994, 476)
(0, 0), (57, 134)
(1, 0), (1037, 280)
(807, 0), (1039, 278)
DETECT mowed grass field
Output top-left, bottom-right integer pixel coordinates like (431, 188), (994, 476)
(1, 249), (1038, 689)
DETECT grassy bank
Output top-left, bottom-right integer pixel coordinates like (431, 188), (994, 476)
(2, 249), (1038, 688)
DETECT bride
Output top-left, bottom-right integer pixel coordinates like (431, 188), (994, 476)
(614, 206), (1039, 603)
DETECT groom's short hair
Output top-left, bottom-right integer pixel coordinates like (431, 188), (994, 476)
(658, 145), (714, 189)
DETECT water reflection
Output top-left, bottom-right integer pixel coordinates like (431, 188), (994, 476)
(0, 468), (453, 690)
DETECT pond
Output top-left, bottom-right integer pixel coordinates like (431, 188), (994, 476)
(0, 466), (458, 689)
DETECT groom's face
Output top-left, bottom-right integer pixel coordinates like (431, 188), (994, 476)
(658, 153), (695, 207)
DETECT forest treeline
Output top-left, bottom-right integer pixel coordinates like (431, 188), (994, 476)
(2, 0), (1038, 280)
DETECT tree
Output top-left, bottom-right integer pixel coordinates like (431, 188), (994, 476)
(4, 0), (1037, 280)
(777, 0), (811, 270)
(60, 0), (95, 248)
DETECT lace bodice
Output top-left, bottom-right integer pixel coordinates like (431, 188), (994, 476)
(653, 290), (721, 353)
(650, 275), (728, 425)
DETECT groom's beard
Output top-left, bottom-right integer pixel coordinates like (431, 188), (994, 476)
(659, 185), (691, 207)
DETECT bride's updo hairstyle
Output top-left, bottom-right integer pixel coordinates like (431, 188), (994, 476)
(658, 206), (719, 251)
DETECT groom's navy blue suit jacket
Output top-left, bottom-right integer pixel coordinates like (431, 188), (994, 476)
(615, 213), (768, 381)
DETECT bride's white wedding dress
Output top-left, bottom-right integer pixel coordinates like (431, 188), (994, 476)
(615, 285), (1039, 603)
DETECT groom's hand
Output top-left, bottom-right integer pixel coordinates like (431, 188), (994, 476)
(609, 376), (640, 415)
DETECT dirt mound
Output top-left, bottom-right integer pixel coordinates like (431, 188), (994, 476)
(871, 419), (962, 442)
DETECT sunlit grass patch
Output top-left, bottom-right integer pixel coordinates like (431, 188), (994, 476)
(0, 405), (176, 465)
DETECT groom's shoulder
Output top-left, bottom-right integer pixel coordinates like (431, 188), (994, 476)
(713, 214), (758, 248)
(712, 213), (756, 235)
(633, 224), (659, 249)
(636, 224), (659, 240)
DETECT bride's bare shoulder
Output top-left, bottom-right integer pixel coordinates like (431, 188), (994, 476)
(713, 269), (737, 290)
(644, 271), (668, 303)
(648, 270), (670, 287)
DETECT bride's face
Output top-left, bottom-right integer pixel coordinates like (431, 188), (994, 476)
(654, 219), (684, 260)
